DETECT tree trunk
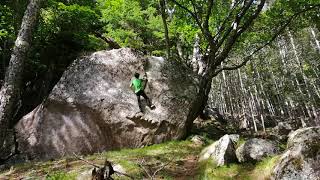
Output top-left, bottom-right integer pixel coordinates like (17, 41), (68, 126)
(159, 0), (170, 58)
(94, 32), (121, 49)
(289, 31), (316, 123)
(0, 0), (43, 149)
(178, 0), (266, 134)
(238, 68), (249, 129)
(176, 37), (184, 61)
(310, 27), (320, 52)
(191, 34), (200, 73)
(185, 68), (213, 133)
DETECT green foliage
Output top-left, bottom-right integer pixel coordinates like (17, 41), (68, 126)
(26, 0), (104, 74)
(37, 1), (102, 50)
(0, 140), (203, 179)
(0, 0), (110, 120)
(169, 16), (199, 50)
(236, 138), (246, 148)
(0, 4), (16, 80)
(236, 0), (320, 52)
(46, 172), (76, 180)
(97, 0), (164, 52)
(0, 5), (14, 41)
(22, 0), (104, 80)
(196, 156), (280, 180)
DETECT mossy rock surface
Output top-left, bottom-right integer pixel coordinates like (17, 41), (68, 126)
(236, 138), (279, 163)
(271, 127), (320, 180)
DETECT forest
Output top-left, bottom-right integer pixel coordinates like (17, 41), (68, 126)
(0, 0), (320, 179)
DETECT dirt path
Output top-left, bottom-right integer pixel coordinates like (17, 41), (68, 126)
(155, 154), (199, 179)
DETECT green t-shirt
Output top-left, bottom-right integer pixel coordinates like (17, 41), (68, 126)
(131, 78), (143, 93)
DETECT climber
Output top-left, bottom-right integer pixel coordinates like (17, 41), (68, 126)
(130, 72), (155, 112)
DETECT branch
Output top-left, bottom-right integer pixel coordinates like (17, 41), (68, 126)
(237, 1), (268, 35)
(203, 0), (215, 40)
(169, 0), (205, 35)
(190, 1), (201, 23)
(73, 153), (101, 168)
(215, 0), (255, 51)
(0, 152), (17, 165)
(204, 0), (214, 28)
(94, 32), (121, 49)
(214, 0), (265, 66)
(213, 0), (244, 41)
(138, 159), (153, 179)
(152, 159), (173, 177)
(138, 158), (173, 180)
(212, 4), (320, 76)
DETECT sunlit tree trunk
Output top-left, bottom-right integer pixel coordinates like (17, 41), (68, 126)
(289, 31), (317, 122)
(176, 37), (184, 61)
(249, 91), (258, 132)
(310, 27), (320, 52)
(0, 0), (43, 149)
(222, 69), (232, 116)
(276, 38), (294, 118)
(191, 34), (200, 73)
(251, 60), (266, 132)
(237, 68), (249, 129)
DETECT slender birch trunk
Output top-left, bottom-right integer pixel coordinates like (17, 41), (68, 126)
(310, 27), (320, 52)
(289, 31), (317, 123)
(238, 68), (249, 129)
(191, 34), (200, 72)
(159, 0), (170, 58)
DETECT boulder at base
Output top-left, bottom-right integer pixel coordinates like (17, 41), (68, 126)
(15, 48), (198, 160)
(271, 127), (320, 180)
(236, 138), (279, 163)
(287, 126), (320, 149)
(199, 134), (239, 166)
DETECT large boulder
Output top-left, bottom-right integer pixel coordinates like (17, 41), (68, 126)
(271, 127), (320, 180)
(15, 48), (198, 160)
(190, 135), (205, 146)
(276, 122), (293, 136)
(236, 138), (279, 163)
(287, 126), (320, 148)
(199, 134), (239, 166)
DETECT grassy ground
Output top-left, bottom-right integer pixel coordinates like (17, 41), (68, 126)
(196, 156), (279, 180)
(0, 117), (282, 180)
(0, 139), (203, 180)
(0, 138), (280, 180)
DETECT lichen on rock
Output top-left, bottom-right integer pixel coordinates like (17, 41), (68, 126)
(271, 127), (320, 180)
(199, 134), (239, 166)
(236, 138), (279, 163)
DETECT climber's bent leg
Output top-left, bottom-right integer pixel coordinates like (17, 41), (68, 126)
(136, 91), (143, 112)
(141, 91), (153, 108)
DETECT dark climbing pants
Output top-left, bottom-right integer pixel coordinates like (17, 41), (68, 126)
(136, 90), (152, 111)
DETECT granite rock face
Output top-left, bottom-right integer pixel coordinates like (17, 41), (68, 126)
(287, 126), (320, 149)
(272, 127), (320, 180)
(236, 138), (279, 163)
(199, 134), (239, 166)
(15, 48), (198, 159)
